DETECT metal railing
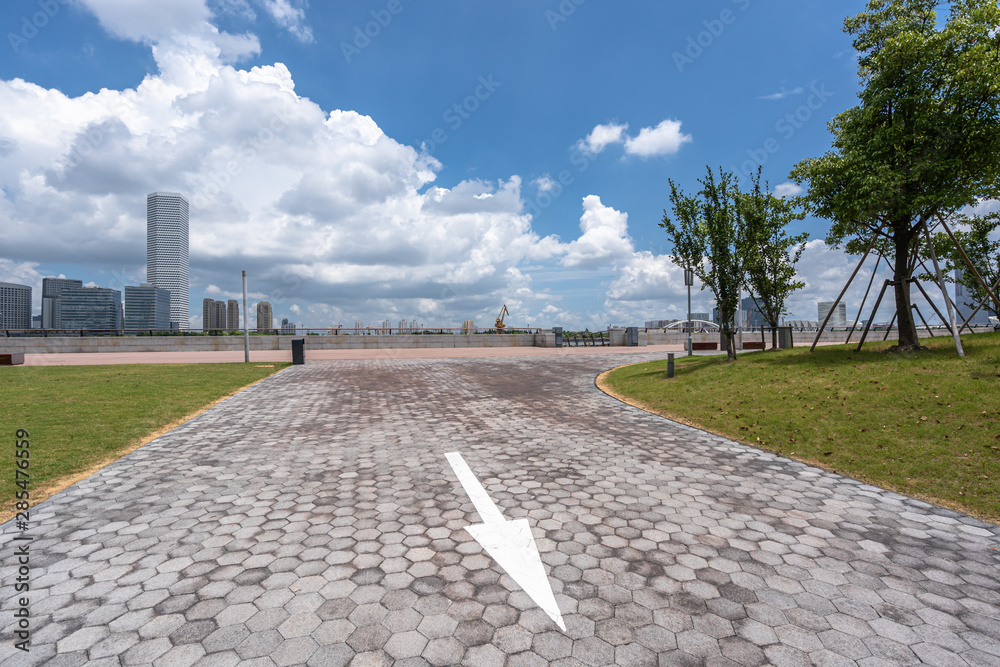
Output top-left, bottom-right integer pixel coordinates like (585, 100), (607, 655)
(1, 326), (540, 337)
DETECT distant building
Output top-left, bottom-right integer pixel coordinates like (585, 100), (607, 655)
(354, 320), (364, 333)
(645, 319), (679, 329)
(785, 319), (819, 329)
(955, 268), (991, 325)
(125, 284), (171, 330)
(202, 298), (229, 331)
(147, 192), (189, 329)
(461, 319), (475, 334)
(227, 299), (240, 330)
(42, 277), (83, 329)
(256, 302), (273, 330)
(280, 318), (295, 334)
(0, 282), (32, 330)
(31, 315), (42, 329)
(58, 286), (122, 332)
(381, 319), (392, 332)
(691, 312), (710, 322)
(818, 301), (847, 327)
(739, 298), (765, 328)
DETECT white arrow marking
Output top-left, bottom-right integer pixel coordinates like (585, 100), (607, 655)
(445, 452), (565, 631)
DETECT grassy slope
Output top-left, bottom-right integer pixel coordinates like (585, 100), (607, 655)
(602, 333), (1000, 523)
(0, 363), (289, 519)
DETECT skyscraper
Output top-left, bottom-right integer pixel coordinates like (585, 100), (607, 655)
(58, 286), (122, 332)
(227, 299), (240, 330)
(125, 284), (171, 330)
(256, 302), (273, 330)
(0, 282), (32, 329)
(147, 192), (189, 330)
(41, 277), (83, 329)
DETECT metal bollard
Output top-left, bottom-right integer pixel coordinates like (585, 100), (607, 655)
(667, 352), (674, 378)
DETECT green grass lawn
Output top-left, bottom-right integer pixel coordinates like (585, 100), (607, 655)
(601, 333), (1000, 523)
(0, 363), (289, 521)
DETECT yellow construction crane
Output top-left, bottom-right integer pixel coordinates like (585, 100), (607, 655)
(495, 304), (509, 331)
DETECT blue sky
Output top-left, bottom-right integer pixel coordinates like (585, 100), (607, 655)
(1, 0), (955, 330)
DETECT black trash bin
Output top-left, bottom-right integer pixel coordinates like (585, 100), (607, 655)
(291, 338), (305, 365)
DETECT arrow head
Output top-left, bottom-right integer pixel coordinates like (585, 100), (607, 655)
(465, 518), (565, 631)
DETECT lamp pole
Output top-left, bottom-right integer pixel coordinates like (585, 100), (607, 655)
(684, 269), (694, 357)
(242, 270), (250, 363)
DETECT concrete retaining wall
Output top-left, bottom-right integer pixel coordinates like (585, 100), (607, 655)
(0, 333), (542, 354)
(2, 326), (992, 354)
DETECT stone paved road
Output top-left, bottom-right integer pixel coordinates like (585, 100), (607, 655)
(3, 354), (999, 666)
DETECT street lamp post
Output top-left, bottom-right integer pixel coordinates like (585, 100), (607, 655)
(242, 270), (250, 363)
(684, 269), (694, 357)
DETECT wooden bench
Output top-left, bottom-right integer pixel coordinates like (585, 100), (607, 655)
(0, 353), (25, 365)
(691, 342), (718, 351)
(742, 341), (765, 350)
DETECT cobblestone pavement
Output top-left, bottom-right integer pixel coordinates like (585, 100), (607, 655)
(3, 354), (1000, 666)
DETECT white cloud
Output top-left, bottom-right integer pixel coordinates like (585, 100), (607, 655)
(559, 196), (634, 268)
(623, 119), (692, 158)
(533, 174), (557, 193)
(774, 182), (804, 198)
(256, 0), (314, 43)
(758, 86), (804, 101)
(576, 122), (628, 156)
(0, 20), (582, 328)
(76, 0), (261, 65)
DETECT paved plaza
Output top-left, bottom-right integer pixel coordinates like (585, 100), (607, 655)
(2, 353), (1000, 666)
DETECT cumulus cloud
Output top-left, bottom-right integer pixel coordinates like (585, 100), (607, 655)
(559, 196), (634, 268)
(0, 2), (589, 329)
(623, 119), (692, 158)
(774, 182), (804, 198)
(76, 0), (261, 64)
(532, 174), (557, 193)
(576, 122), (628, 156)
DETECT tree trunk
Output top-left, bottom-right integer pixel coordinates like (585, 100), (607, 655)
(770, 321), (778, 350)
(892, 225), (921, 349)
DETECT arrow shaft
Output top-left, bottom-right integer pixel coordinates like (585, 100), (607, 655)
(445, 452), (505, 524)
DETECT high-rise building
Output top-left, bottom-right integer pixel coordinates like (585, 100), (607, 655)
(202, 298), (215, 331)
(256, 302), (273, 330)
(125, 284), (171, 330)
(58, 286), (122, 331)
(202, 298), (229, 331)
(955, 268), (991, 325)
(41, 277), (83, 329)
(818, 301), (847, 327)
(147, 192), (190, 330)
(0, 282), (32, 330)
(227, 299), (240, 330)
(280, 318), (295, 334)
(354, 320), (364, 333)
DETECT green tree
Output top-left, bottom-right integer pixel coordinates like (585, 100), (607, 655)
(790, 0), (1000, 351)
(661, 167), (744, 361)
(738, 171), (809, 349)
